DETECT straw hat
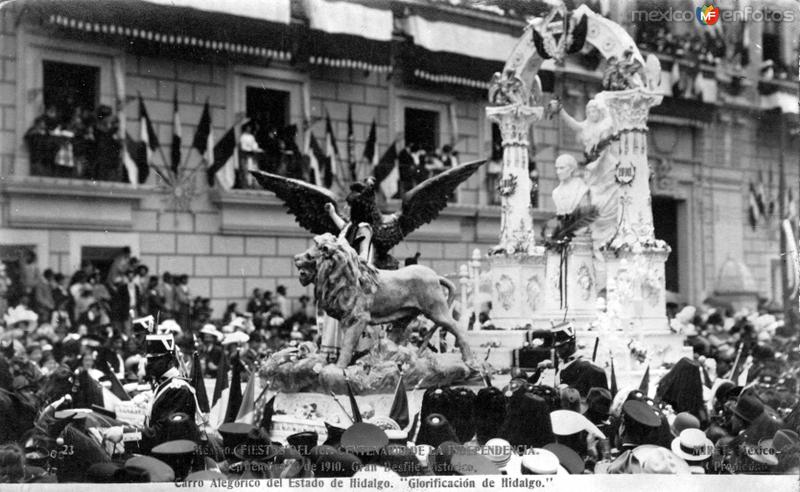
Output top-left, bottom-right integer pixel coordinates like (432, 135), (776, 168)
(670, 429), (714, 462)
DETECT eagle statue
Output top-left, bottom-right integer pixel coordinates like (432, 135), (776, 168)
(250, 159), (486, 270)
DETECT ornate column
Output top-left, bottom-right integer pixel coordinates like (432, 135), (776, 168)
(482, 75), (547, 330)
(596, 89), (664, 248)
(597, 89), (674, 340)
(486, 103), (543, 255)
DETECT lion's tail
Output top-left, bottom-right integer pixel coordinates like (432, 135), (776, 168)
(439, 277), (457, 306)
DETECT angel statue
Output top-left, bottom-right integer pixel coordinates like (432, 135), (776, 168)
(251, 160), (486, 270)
(548, 97), (619, 249)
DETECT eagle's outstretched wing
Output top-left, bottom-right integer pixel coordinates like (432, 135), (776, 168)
(251, 171), (342, 235)
(375, 159), (487, 251)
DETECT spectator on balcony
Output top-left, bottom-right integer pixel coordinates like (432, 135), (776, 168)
(91, 105), (122, 182)
(239, 121), (264, 188)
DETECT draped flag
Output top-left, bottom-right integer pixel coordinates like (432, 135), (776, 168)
(192, 100), (214, 165)
(308, 133), (325, 187)
(388, 375), (409, 429)
(373, 141), (398, 199)
(748, 182), (761, 230)
(139, 95), (161, 168)
(259, 394), (276, 433)
(783, 219), (800, 301)
(609, 356), (618, 397)
(347, 105), (356, 180)
(638, 365), (650, 395)
(325, 112), (346, 194)
(755, 170), (767, 218)
(206, 120), (244, 190)
(191, 351), (210, 413)
(224, 355), (243, 423)
(102, 362), (130, 401)
(212, 349), (229, 406)
(358, 119), (378, 181)
(171, 89), (182, 175)
(124, 132), (147, 185)
(113, 58), (140, 187)
(235, 371), (258, 425)
(345, 378), (362, 423)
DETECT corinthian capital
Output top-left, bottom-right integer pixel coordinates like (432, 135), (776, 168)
(486, 104), (544, 147)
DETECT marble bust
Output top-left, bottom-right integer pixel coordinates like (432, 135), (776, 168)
(552, 154), (588, 216)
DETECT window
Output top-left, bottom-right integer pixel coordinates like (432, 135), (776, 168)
(233, 69), (306, 189)
(404, 108), (439, 154)
(43, 61), (99, 128)
(762, 13), (786, 76)
(18, 34), (122, 182)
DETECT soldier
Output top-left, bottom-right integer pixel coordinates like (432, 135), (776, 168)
(141, 332), (199, 451)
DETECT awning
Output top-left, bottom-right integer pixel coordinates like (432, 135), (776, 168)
(24, 0), (295, 62)
(401, 4), (522, 89)
(301, 0), (393, 73)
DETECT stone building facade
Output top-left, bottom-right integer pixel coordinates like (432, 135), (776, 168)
(0, 0), (797, 317)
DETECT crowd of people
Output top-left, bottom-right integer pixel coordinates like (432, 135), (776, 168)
(0, 244), (799, 482)
(25, 104), (126, 182)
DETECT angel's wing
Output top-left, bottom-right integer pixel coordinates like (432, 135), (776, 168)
(250, 171), (342, 235)
(375, 159), (487, 251)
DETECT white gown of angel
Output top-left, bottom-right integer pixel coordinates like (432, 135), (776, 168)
(558, 99), (618, 247)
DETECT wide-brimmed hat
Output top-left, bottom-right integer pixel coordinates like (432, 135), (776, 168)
(550, 409), (606, 439)
(636, 445), (691, 474)
(218, 422), (255, 461)
(287, 431), (318, 457)
(341, 422), (389, 462)
(670, 412), (700, 437)
(157, 319), (182, 335)
(482, 438), (517, 473)
(733, 396), (765, 424)
(543, 443), (584, 474)
(670, 429), (714, 462)
(124, 455), (176, 482)
(622, 400), (661, 428)
(584, 387), (612, 421)
(151, 439), (198, 480)
(200, 324), (224, 341)
(4, 306), (38, 327)
(222, 331), (250, 346)
(519, 448), (568, 475)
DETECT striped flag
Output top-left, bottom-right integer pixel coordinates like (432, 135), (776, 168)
(325, 112), (346, 194)
(235, 371), (258, 425)
(748, 182), (761, 230)
(192, 100), (214, 165)
(373, 141), (398, 199)
(138, 95), (160, 167)
(206, 119), (247, 190)
(388, 374), (409, 429)
(171, 89), (182, 174)
(357, 119), (378, 181)
(347, 105), (356, 180)
(308, 133), (325, 187)
(112, 58), (140, 187)
(224, 355), (243, 424)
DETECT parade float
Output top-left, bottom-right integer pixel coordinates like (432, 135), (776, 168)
(248, 2), (690, 440)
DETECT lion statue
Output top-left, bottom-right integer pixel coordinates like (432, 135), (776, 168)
(294, 233), (475, 369)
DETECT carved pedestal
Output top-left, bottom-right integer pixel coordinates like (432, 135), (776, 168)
(538, 232), (598, 328)
(488, 252), (547, 328)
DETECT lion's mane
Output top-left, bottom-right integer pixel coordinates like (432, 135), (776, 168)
(312, 234), (379, 320)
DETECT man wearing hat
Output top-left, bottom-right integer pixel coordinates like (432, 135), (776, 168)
(200, 324), (224, 378)
(617, 400), (662, 451)
(141, 332), (199, 451)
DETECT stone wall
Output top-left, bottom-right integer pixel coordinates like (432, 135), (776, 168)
(0, 6), (795, 316)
